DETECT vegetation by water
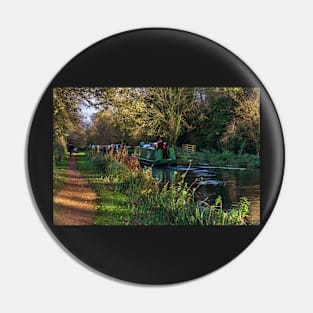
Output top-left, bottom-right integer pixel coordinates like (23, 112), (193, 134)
(53, 87), (260, 225)
(53, 157), (69, 193)
(77, 152), (251, 225)
(176, 149), (260, 168)
(53, 87), (260, 162)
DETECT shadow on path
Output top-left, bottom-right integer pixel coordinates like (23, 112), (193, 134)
(53, 156), (96, 226)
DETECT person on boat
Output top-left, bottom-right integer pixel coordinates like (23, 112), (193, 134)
(156, 137), (163, 149)
(156, 137), (169, 159)
(163, 141), (169, 159)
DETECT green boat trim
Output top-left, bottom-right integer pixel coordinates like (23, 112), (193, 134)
(127, 147), (135, 154)
(134, 145), (177, 167)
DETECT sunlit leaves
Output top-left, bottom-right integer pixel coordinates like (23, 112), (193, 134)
(53, 87), (260, 155)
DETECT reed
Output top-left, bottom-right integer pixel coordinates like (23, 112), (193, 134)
(81, 152), (251, 225)
(176, 148), (260, 168)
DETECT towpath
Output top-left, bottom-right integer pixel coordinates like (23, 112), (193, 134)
(53, 157), (96, 225)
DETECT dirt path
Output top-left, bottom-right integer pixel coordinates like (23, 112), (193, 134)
(53, 157), (97, 226)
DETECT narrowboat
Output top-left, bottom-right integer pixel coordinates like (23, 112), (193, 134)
(127, 146), (135, 154)
(134, 143), (177, 167)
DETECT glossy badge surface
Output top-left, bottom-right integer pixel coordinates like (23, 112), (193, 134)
(28, 28), (284, 284)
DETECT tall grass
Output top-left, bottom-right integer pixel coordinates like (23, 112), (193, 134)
(176, 148), (260, 168)
(84, 151), (251, 225)
(53, 157), (69, 193)
(135, 178), (250, 225)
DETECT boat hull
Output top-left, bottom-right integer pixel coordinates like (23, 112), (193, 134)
(134, 146), (177, 167)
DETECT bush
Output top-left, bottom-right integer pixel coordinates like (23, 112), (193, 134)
(53, 139), (67, 163)
(86, 153), (251, 225)
(175, 148), (260, 168)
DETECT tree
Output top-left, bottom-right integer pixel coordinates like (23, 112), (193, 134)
(112, 87), (200, 146)
(220, 88), (260, 154)
(191, 87), (260, 153)
(67, 122), (87, 148)
(205, 96), (237, 151)
(53, 88), (82, 160)
(145, 87), (200, 146)
(86, 110), (120, 144)
(53, 87), (260, 156)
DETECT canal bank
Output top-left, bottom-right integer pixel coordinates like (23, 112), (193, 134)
(76, 152), (257, 225)
(153, 164), (260, 224)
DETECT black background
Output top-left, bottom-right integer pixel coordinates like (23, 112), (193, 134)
(28, 28), (284, 284)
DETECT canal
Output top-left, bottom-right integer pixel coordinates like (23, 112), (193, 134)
(152, 165), (260, 224)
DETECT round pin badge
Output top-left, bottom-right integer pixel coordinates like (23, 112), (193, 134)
(28, 28), (284, 284)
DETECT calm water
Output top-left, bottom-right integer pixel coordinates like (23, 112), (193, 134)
(152, 165), (260, 224)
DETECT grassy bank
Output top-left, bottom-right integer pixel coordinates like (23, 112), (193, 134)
(53, 152), (87, 194)
(76, 155), (134, 225)
(53, 157), (69, 193)
(176, 148), (260, 168)
(76, 153), (251, 225)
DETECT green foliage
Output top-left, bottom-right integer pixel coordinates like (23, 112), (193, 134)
(228, 197), (250, 224)
(135, 178), (250, 225)
(105, 87), (200, 146)
(52, 86), (259, 225)
(86, 110), (120, 145)
(185, 87), (260, 155)
(53, 87), (260, 157)
(176, 149), (260, 168)
(204, 97), (236, 151)
(77, 154), (251, 225)
(53, 157), (69, 193)
(53, 138), (67, 163)
(212, 88), (260, 154)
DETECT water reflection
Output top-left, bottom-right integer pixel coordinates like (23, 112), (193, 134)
(152, 165), (260, 224)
